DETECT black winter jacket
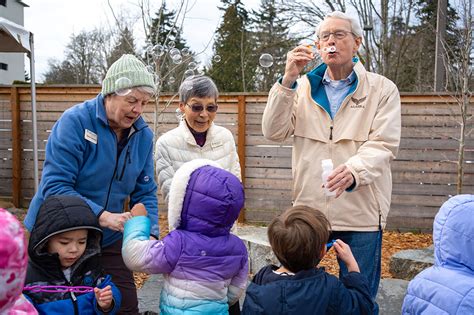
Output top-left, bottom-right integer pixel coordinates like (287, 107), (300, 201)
(23, 195), (121, 314)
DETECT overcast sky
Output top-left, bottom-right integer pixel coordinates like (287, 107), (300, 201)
(24, 0), (260, 81)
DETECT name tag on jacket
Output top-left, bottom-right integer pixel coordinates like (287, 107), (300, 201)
(84, 129), (98, 144)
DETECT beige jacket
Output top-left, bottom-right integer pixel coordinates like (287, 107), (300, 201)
(262, 62), (401, 231)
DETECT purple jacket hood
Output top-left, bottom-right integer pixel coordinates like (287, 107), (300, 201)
(168, 159), (244, 237)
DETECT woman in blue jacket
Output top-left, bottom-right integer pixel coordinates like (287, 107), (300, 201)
(402, 194), (474, 314)
(24, 54), (158, 314)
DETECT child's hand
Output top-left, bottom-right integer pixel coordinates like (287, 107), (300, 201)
(131, 203), (147, 217)
(333, 239), (360, 273)
(94, 285), (113, 311)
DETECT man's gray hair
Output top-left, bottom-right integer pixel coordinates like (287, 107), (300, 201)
(179, 75), (219, 103)
(315, 11), (363, 40)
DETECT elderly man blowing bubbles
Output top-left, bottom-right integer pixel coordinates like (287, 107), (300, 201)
(262, 11), (401, 314)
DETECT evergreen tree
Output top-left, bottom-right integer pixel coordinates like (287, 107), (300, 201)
(208, 0), (257, 92)
(147, 2), (196, 92)
(387, 0), (460, 91)
(108, 27), (136, 67)
(251, 0), (298, 92)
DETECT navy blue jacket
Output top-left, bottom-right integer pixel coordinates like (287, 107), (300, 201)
(242, 265), (373, 315)
(24, 94), (158, 246)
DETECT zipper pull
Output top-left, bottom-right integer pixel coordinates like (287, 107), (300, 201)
(329, 126), (333, 141)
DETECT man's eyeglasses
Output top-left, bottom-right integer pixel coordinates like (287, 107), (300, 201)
(318, 30), (355, 42)
(186, 103), (219, 113)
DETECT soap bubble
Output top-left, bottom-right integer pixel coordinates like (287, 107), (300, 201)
(187, 61), (197, 71)
(169, 48), (180, 57)
(259, 53), (274, 68)
(152, 44), (165, 57)
(168, 41), (176, 49)
(184, 69), (194, 78)
(154, 74), (160, 86)
(169, 76), (176, 84)
(145, 65), (154, 74)
(172, 54), (182, 64)
(322, 46), (337, 53)
(213, 55), (221, 63)
(115, 77), (132, 96)
(175, 107), (183, 121)
(182, 80), (193, 91)
(181, 48), (190, 56)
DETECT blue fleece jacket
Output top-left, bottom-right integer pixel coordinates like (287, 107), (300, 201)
(24, 94), (158, 246)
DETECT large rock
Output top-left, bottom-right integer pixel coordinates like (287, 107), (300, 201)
(389, 246), (434, 280)
(234, 225), (279, 275)
(376, 279), (409, 315)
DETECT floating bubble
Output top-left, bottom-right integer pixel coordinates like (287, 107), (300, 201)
(259, 53), (274, 68)
(181, 48), (190, 56)
(213, 55), (221, 63)
(146, 65), (154, 74)
(182, 80), (193, 91)
(169, 48), (180, 57)
(152, 44), (165, 57)
(322, 46), (337, 53)
(187, 61), (197, 71)
(175, 107), (183, 121)
(172, 54), (182, 64)
(169, 76), (176, 84)
(184, 69), (194, 78)
(168, 41), (176, 48)
(115, 77), (132, 96)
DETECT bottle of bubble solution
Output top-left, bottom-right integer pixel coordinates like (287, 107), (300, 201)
(321, 159), (336, 197)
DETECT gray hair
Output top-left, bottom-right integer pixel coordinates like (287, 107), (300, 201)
(315, 11), (363, 40)
(179, 75), (219, 103)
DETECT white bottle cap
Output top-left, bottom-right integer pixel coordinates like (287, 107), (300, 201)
(321, 159), (333, 169)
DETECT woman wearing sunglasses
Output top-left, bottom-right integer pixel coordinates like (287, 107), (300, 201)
(155, 75), (241, 203)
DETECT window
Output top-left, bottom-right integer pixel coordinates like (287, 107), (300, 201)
(0, 63), (8, 71)
(0, 0), (6, 7)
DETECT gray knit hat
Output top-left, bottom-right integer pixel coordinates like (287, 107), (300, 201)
(101, 54), (154, 96)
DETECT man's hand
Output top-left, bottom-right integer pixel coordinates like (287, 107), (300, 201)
(326, 164), (355, 198)
(98, 211), (132, 232)
(282, 45), (314, 88)
(94, 285), (113, 311)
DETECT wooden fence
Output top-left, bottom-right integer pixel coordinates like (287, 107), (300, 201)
(0, 85), (472, 231)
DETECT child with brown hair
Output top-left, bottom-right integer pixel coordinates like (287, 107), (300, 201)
(242, 205), (373, 315)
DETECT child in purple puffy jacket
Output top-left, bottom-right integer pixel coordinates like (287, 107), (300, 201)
(122, 159), (248, 314)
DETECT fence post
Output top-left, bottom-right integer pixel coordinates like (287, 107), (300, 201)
(10, 86), (22, 207)
(237, 95), (246, 223)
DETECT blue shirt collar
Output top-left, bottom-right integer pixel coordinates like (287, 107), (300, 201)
(322, 69), (356, 85)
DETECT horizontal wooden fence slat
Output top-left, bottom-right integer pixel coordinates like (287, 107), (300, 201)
(1, 86), (473, 231)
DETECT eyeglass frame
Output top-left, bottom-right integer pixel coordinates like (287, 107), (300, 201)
(318, 30), (356, 42)
(185, 103), (219, 113)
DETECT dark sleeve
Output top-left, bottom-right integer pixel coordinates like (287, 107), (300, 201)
(327, 272), (374, 315)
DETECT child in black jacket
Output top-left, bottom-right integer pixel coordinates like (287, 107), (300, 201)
(242, 205), (373, 315)
(23, 195), (121, 314)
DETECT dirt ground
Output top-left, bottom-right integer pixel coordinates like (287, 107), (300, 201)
(134, 214), (433, 288)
